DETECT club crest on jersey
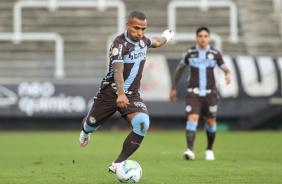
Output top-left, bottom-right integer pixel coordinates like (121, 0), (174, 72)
(208, 53), (214, 60)
(112, 48), (119, 56)
(139, 40), (145, 47)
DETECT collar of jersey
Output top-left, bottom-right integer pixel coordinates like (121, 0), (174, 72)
(124, 31), (140, 45)
(196, 44), (210, 52)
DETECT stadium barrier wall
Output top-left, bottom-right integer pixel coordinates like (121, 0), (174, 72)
(0, 55), (281, 122)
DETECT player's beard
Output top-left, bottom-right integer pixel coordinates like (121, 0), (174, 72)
(133, 36), (142, 42)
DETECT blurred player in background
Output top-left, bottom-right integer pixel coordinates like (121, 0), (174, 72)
(79, 11), (174, 173)
(169, 26), (231, 161)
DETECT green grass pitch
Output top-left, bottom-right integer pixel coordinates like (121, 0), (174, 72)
(0, 130), (281, 184)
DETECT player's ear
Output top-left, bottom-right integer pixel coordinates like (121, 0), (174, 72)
(126, 22), (130, 30)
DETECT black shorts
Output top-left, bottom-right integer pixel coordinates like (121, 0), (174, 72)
(185, 90), (218, 118)
(85, 83), (148, 126)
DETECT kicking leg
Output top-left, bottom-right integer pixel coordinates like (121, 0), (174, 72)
(109, 112), (149, 173)
(79, 117), (100, 147)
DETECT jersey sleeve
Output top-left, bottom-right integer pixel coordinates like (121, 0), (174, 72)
(180, 50), (189, 66)
(216, 51), (226, 68)
(143, 35), (152, 48)
(110, 38), (127, 63)
(147, 38), (153, 47)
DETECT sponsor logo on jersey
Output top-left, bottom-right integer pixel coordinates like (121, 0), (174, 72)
(190, 58), (216, 67)
(118, 44), (123, 59)
(129, 50), (147, 60)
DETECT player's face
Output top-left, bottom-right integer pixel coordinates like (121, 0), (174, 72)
(126, 18), (147, 42)
(196, 30), (210, 50)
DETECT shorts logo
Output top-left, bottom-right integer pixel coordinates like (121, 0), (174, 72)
(185, 105), (192, 112)
(209, 105), (218, 113)
(89, 116), (96, 124)
(112, 48), (119, 56)
(134, 102), (147, 111)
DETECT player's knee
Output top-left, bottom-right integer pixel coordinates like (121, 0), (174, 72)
(186, 121), (198, 131)
(131, 113), (150, 136)
(206, 122), (217, 133)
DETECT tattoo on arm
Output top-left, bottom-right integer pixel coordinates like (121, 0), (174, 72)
(113, 62), (125, 95)
(171, 64), (185, 89)
(150, 37), (167, 48)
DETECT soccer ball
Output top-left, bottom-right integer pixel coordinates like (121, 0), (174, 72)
(116, 160), (142, 183)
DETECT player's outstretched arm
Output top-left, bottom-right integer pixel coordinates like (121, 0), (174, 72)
(150, 29), (175, 48)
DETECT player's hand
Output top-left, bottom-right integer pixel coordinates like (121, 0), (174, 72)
(162, 29), (174, 43)
(116, 94), (130, 108)
(225, 73), (231, 85)
(170, 89), (177, 101)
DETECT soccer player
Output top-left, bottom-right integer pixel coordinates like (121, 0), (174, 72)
(79, 11), (174, 173)
(169, 26), (231, 161)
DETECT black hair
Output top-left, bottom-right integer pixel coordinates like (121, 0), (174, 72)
(196, 26), (210, 35)
(128, 11), (146, 22)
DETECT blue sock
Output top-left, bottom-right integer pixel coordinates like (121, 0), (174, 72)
(186, 121), (198, 131)
(205, 123), (217, 133)
(83, 121), (99, 133)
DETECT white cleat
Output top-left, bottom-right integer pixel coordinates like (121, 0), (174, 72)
(205, 150), (215, 160)
(108, 162), (120, 174)
(183, 149), (195, 160)
(79, 131), (91, 147)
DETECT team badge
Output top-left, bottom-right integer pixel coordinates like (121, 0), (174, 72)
(208, 53), (214, 60)
(140, 40), (145, 47)
(185, 105), (192, 112)
(112, 48), (119, 56)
